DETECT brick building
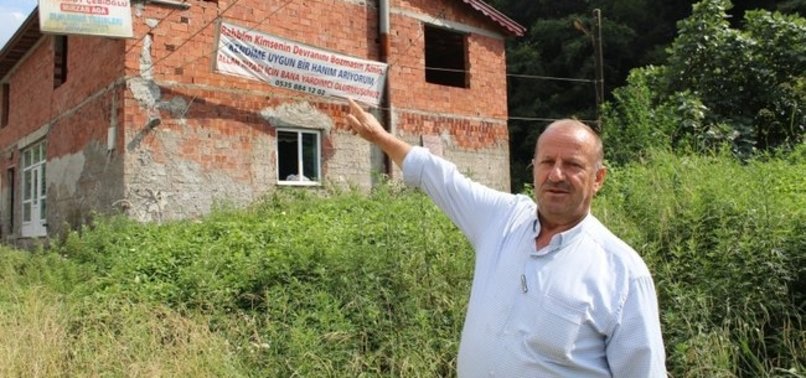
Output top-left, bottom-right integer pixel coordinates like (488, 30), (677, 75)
(0, 0), (524, 240)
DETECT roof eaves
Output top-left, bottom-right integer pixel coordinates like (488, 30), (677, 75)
(0, 7), (43, 81)
(461, 0), (526, 37)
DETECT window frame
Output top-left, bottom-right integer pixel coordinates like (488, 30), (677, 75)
(21, 140), (47, 237)
(275, 128), (322, 186)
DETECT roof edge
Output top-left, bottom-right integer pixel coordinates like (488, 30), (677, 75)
(461, 0), (526, 37)
(0, 7), (43, 81)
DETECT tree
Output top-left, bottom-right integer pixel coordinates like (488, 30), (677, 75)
(491, 0), (694, 190)
(489, 0), (804, 189)
(603, 0), (806, 164)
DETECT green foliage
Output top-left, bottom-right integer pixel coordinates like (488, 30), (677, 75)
(601, 66), (676, 164)
(596, 146), (806, 376)
(53, 185), (473, 375)
(604, 0), (806, 163)
(2, 153), (804, 376)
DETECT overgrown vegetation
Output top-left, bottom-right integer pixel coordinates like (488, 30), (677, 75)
(603, 0), (805, 165)
(504, 0), (805, 191)
(1, 145), (804, 376)
(1, 1), (803, 375)
(2, 185), (473, 377)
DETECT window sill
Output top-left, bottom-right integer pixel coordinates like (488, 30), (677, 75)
(277, 181), (322, 187)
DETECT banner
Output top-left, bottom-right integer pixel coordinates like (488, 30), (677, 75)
(39, 0), (133, 38)
(215, 21), (388, 106)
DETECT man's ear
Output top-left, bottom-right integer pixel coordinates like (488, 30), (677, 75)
(593, 166), (607, 194)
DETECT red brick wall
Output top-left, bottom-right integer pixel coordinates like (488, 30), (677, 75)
(125, 0), (380, 91)
(389, 0), (509, 118)
(0, 35), (124, 157)
(124, 0), (509, 130)
(0, 33), (125, 237)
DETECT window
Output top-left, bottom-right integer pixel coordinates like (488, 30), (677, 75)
(276, 129), (321, 185)
(1, 83), (8, 127)
(54, 36), (68, 88)
(6, 168), (14, 231)
(21, 140), (47, 237)
(424, 25), (468, 88)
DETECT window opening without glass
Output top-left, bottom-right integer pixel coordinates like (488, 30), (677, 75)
(424, 25), (468, 88)
(54, 36), (68, 88)
(1, 83), (9, 127)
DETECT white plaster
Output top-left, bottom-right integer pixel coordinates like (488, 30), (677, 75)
(127, 77), (160, 108)
(391, 8), (506, 40)
(134, 2), (144, 16)
(17, 124), (50, 150)
(260, 101), (333, 132)
(140, 34), (154, 80)
(47, 151), (86, 197)
(158, 96), (188, 116)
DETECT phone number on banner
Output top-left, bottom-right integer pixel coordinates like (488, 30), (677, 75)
(274, 79), (326, 96)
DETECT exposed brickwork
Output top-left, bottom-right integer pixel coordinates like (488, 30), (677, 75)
(0, 32), (126, 238)
(388, 0), (509, 118)
(0, 0), (519, 238)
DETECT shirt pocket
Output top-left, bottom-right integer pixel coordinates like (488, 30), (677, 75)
(505, 292), (587, 364)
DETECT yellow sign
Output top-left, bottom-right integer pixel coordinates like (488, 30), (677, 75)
(39, 0), (133, 38)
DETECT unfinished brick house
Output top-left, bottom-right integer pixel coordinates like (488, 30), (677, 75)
(0, 0), (524, 240)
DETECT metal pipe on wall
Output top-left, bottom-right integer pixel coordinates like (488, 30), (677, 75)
(379, 0), (392, 176)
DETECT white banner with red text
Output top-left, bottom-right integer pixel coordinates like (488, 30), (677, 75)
(215, 21), (387, 106)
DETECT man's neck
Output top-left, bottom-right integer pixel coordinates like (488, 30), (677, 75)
(535, 213), (586, 250)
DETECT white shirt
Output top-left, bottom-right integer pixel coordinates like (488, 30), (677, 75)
(402, 147), (666, 377)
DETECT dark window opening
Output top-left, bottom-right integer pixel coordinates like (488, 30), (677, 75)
(54, 36), (68, 88)
(277, 130), (321, 184)
(424, 25), (468, 88)
(7, 168), (15, 231)
(1, 83), (8, 127)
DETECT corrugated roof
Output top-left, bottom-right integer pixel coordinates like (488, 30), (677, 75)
(0, 8), (42, 81)
(461, 0), (525, 37)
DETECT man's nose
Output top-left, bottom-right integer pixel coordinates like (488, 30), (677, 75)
(548, 163), (564, 182)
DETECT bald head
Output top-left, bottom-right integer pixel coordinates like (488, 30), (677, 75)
(531, 119), (607, 230)
(535, 119), (603, 168)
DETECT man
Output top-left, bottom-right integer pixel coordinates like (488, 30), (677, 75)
(346, 99), (666, 377)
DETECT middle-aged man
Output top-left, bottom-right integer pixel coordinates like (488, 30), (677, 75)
(345, 99), (666, 377)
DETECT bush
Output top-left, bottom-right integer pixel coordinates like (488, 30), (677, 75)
(2, 151), (804, 376)
(603, 0), (806, 162)
(595, 146), (805, 376)
(55, 185), (474, 375)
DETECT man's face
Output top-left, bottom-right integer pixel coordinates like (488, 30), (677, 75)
(533, 122), (606, 227)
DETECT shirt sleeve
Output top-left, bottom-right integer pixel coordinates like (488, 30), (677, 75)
(402, 146), (514, 247)
(605, 275), (667, 377)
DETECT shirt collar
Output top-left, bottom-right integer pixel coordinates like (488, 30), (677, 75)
(532, 213), (591, 256)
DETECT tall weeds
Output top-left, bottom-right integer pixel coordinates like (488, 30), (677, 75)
(1, 147), (803, 376)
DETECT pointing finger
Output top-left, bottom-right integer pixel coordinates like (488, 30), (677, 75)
(348, 98), (365, 119)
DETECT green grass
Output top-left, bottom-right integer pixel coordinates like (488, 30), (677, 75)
(1, 147), (803, 377)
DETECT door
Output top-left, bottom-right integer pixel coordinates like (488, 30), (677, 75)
(21, 141), (46, 237)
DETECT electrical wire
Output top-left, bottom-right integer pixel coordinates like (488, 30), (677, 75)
(140, 0), (247, 73)
(144, 0), (296, 76)
(122, 3), (182, 58)
(128, 0), (596, 125)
